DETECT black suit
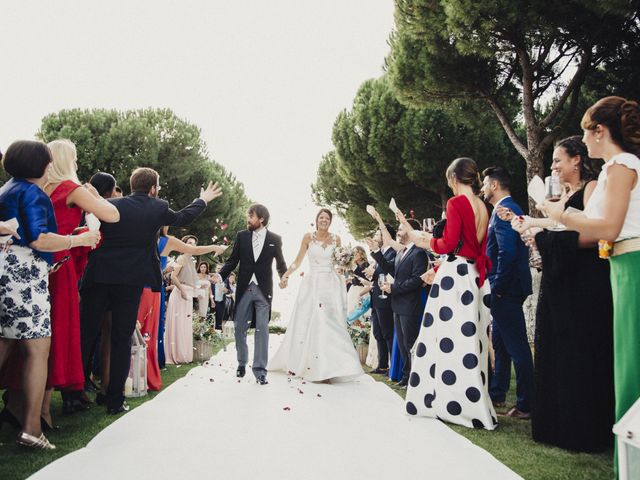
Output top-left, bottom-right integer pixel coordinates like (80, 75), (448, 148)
(373, 245), (427, 382)
(80, 192), (206, 409)
(369, 248), (397, 370)
(219, 229), (287, 378)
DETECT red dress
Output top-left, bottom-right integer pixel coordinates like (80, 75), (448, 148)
(47, 180), (85, 390)
(137, 288), (162, 391)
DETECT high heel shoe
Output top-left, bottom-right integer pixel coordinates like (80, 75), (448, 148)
(16, 431), (56, 450)
(0, 408), (22, 430)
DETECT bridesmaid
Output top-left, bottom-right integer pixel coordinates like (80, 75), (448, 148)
(510, 136), (614, 452)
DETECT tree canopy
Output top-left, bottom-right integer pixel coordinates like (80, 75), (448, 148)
(37, 108), (250, 246)
(313, 77), (524, 237)
(387, 0), (640, 184)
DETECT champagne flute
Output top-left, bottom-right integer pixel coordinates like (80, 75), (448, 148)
(425, 217), (435, 233)
(378, 273), (388, 299)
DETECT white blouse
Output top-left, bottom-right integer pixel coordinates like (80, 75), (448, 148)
(584, 152), (640, 241)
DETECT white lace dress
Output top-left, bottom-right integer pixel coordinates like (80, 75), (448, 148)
(269, 234), (364, 382)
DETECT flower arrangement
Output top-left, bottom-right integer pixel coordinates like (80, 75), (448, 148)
(347, 319), (370, 347)
(192, 312), (224, 345)
(332, 245), (354, 269)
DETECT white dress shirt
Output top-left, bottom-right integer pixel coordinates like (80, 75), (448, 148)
(250, 227), (267, 284)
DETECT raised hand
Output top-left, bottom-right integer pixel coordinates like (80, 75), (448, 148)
(199, 181), (223, 204)
(510, 215), (530, 234)
(395, 209), (409, 226)
(536, 199), (565, 222)
(495, 206), (515, 222)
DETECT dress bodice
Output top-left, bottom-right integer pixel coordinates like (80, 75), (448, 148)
(307, 232), (336, 273)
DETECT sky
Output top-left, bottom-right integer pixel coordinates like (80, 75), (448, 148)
(0, 0), (396, 318)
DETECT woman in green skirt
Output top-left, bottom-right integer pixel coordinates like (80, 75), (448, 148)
(540, 96), (640, 456)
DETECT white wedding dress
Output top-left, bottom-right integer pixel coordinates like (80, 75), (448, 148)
(269, 234), (364, 382)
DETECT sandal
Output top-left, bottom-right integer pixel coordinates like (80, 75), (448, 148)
(16, 431), (56, 450)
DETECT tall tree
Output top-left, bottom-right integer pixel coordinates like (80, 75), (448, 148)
(387, 0), (639, 188)
(37, 108), (250, 244)
(313, 77), (522, 237)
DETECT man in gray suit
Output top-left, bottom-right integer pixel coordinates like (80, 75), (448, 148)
(219, 204), (287, 385)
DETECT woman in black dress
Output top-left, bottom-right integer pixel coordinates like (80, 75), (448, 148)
(510, 136), (614, 452)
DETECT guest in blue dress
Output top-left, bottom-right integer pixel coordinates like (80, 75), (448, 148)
(0, 141), (99, 450)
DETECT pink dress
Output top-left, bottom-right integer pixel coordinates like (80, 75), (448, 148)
(164, 255), (196, 364)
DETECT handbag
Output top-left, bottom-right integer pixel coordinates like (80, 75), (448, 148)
(126, 326), (148, 398)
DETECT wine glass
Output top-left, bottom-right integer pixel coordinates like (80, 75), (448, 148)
(545, 174), (562, 202)
(378, 274), (388, 299)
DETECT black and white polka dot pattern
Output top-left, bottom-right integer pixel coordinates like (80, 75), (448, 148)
(405, 256), (496, 430)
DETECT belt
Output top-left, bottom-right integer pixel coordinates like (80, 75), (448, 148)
(612, 237), (640, 257)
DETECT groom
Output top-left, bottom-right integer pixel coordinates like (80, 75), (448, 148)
(219, 204), (287, 385)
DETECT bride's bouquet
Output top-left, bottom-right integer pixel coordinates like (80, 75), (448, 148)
(332, 246), (354, 270)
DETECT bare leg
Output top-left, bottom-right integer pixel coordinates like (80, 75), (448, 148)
(40, 389), (53, 427)
(20, 337), (51, 436)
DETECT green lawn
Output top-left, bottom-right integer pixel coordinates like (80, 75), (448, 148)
(1, 342), (614, 480)
(0, 340), (230, 480)
(369, 370), (614, 480)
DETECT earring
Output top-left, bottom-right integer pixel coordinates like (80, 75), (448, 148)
(596, 138), (600, 143)
(574, 166), (579, 171)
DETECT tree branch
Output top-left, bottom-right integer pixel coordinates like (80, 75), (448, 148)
(541, 48), (592, 128)
(479, 90), (528, 158)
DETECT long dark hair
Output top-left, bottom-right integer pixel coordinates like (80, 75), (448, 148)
(90, 172), (117, 198)
(446, 157), (482, 195)
(555, 136), (598, 182)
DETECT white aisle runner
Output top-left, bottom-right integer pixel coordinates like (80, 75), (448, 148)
(31, 335), (521, 480)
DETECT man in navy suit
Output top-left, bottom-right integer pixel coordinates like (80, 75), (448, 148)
(364, 224), (397, 374)
(371, 219), (427, 387)
(482, 166), (534, 419)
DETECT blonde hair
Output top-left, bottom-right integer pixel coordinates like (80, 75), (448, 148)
(47, 139), (80, 185)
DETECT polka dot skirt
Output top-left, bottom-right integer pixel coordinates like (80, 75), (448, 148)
(405, 255), (497, 430)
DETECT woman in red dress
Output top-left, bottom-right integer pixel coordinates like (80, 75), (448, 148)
(41, 140), (119, 421)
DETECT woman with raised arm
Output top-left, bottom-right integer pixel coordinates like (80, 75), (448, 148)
(269, 209), (363, 382)
(404, 157), (496, 430)
(164, 235), (226, 365)
(538, 96), (640, 433)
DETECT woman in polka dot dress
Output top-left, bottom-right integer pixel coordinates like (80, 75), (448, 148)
(403, 157), (497, 430)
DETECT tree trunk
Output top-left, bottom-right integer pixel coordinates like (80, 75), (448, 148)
(525, 148), (546, 216)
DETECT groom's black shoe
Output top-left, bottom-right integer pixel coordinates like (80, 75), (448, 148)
(236, 366), (246, 378)
(256, 375), (268, 385)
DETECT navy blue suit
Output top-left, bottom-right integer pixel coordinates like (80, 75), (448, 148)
(369, 247), (397, 369)
(373, 245), (427, 382)
(486, 196), (534, 412)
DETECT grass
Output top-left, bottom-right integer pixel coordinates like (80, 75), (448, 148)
(0, 340), (614, 480)
(0, 340), (230, 480)
(369, 370), (614, 480)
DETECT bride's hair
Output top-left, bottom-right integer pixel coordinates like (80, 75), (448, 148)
(315, 208), (333, 229)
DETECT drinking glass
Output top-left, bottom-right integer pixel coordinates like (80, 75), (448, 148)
(545, 174), (562, 202)
(378, 274), (388, 299)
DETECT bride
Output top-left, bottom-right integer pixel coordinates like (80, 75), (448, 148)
(269, 209), (363, 382)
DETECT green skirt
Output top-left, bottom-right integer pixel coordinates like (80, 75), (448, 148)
(610, 250), (640, 422)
